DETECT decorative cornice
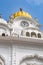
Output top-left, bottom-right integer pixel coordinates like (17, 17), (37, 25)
(0, 36), (43, 45)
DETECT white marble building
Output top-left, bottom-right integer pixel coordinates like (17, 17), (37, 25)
(0, 9), (43, 65)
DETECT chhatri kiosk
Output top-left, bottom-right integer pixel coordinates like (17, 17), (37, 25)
(0, 8), (43, 65)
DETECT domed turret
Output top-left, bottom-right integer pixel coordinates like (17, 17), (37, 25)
(0, 18), (7, 24)
(0, 14), (7, 25)
(11, 8), (32, 19)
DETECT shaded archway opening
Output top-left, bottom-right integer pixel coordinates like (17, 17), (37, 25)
(26, 32), (30, 37)
(2, 33), (5, 36)
(37, 33), (41, 38)
(31, 32), (36, 37)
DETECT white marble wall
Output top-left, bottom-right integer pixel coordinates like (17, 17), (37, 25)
(13, 43), (43, 65)
(0, 42), (43, 65)
(0, 43), (11, 65)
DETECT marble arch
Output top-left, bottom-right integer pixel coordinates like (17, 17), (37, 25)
(20, 55), (43, 65)
(0, 55), (5, 65)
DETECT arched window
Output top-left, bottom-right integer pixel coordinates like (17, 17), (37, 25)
(26, 32), (30, 37)
(2, 33), (5, 36)
(31, 32), (36, 37)
(37, 33), (41, 38)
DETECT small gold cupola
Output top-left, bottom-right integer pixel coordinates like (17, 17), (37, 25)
(12, 8), (32, 19)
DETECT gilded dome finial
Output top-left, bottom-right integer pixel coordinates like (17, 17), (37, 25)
(0, 14), (2, 18)
(20, 8), (22, 11)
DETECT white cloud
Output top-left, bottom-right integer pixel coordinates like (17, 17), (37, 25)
(26, 0), (43, 5)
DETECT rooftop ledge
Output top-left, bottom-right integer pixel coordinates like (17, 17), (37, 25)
(0, 36), (43, 45)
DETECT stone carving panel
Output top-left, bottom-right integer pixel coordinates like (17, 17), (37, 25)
(20, 55), (43, 65)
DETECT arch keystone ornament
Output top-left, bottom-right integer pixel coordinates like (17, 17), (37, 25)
(20, 55), (43, 65)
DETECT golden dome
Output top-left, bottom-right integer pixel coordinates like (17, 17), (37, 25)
(12, 9), (32, 19)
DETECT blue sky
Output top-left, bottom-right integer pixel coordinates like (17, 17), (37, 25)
(0, 0), (43, 30)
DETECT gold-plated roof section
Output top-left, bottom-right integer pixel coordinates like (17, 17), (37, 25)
(12, 8), (32, 19)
